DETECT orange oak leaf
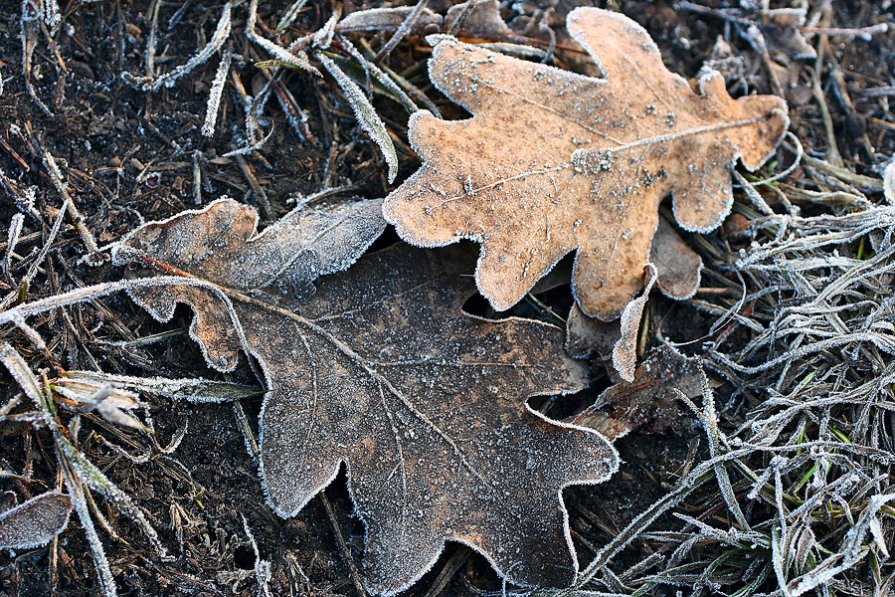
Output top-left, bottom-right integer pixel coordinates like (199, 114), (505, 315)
(383, 6), (788, 321)
(111, 198), (618, 594)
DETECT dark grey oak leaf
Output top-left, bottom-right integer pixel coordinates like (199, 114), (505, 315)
(111, 198), (619, 593)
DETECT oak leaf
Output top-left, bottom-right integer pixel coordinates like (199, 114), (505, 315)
(566, 216), (702, 380)
(383, 7), (788, 321)
(111, 199), (619, 593)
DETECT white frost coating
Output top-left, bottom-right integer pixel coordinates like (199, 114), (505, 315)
(3, 213), (24, 278)
(41, 0), (61, 29)
(423, 33), (456, 47)
(311, 11), (339, 50)
(0, 491), (72, 550)
(201, 50), (232, 137)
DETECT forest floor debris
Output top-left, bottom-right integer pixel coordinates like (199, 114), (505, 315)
(0, 1), (894, 595)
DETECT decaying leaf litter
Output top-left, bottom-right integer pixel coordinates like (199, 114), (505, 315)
(1, 1), (894, 595)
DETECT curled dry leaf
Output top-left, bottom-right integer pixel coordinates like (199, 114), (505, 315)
(610, 266), (656, 382)
(570, 346), (707, 440)
(445, 0), (521, 41)
(0, 491), (72, 550)
(383, 7), (788, 321)
(53, 377), (149, 432)
(112, 199), (618, 593)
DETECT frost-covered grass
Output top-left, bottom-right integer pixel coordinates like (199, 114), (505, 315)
(566, 159), (895, 595)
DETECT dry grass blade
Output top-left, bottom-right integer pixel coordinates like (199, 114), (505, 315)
(316, 53), (398, 183)
(60, 463), (116, 597)
(374, 0), (430, 61)
(276, 0), (310, 33)
(201, 48), (232, 138)
(127, 1), (232, 92)
(3, 213), (23, 282)
(63, 370), (262, 403)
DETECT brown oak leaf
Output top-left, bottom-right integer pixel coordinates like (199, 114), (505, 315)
(111, 199), (618, 593)
(383, 6), (788, 321)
